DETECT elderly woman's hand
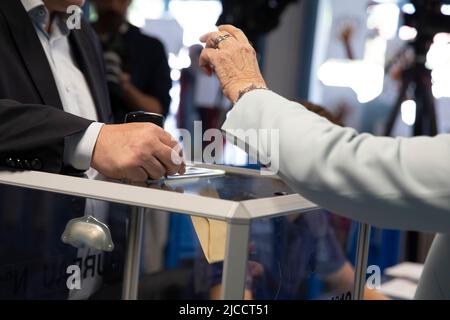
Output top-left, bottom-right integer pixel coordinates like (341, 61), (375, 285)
(199, 25), (267, 103)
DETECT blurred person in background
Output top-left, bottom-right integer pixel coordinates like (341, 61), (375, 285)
(178, 45), (203, 136)
(91, 0), (172, 123)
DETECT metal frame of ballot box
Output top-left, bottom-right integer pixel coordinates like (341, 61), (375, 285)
(0, 165), (371, 300)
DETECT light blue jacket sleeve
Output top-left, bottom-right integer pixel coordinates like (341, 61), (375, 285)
(222, 90), (450, 233)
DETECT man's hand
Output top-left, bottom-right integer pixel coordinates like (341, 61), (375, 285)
(91, 123), (185, 181)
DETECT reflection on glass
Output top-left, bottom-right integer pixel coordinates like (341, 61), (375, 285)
(144, 172), (293, 201)
(192, 210), (355, 300)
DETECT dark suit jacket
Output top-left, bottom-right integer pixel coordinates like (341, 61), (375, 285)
(0, 0), (125, 299)
(0, 0), (113, 172)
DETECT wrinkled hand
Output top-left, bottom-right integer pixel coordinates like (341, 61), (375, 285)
(91, 123), (185, 182)
(199, 25), (267, 103)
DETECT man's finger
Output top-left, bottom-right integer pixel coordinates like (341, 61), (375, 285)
(143, 157), (167, 180)
(127, 167), (149, 182)
(160, 135), (185, 164)
(154, 145), (183, 176)
(174, 142), (187, 175)
(165, 139), (185, 167)
(159, 130), (177, 146)
(178, 161), (186, 175)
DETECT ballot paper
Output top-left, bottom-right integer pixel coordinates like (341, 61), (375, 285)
(193, 72), (229, 109)
(384, 262), (424, 282)
(148, 167), (226, 183)
(378, 278), (418, 300)
(167, 167), (226, 180)
(190, 187), (228, 263)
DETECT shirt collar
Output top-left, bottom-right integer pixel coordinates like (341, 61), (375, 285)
(20, 0), (44, 12)
(20, 0), (71, 38)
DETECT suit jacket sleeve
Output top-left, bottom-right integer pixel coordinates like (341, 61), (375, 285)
(222, 90), (450, 233)
(0, 99), (93, 173)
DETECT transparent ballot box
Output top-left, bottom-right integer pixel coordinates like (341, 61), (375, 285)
(0, 165), (370, 300)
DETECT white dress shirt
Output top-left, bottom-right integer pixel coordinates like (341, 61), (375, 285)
(20, 0), (108, 299)
(20, 0), (103, 173)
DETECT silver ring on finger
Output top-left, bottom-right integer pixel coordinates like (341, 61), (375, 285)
(213, 34), (231, 49)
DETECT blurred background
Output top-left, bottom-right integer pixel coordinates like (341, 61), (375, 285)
(2, 0), (447, 300)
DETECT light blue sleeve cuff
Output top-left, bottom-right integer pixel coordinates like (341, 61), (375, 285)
(64, 122), (105, 171)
